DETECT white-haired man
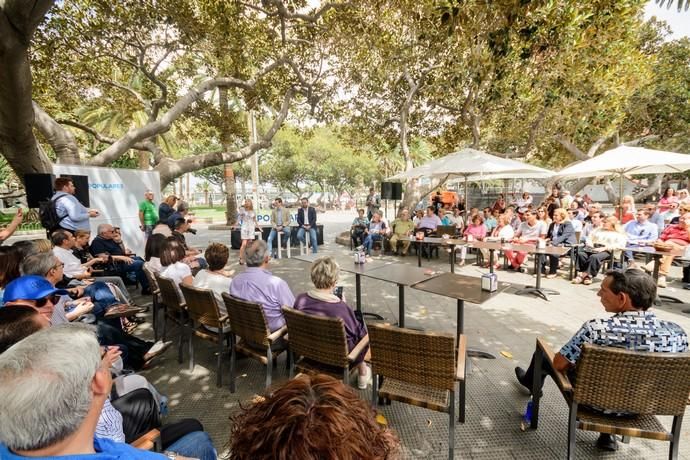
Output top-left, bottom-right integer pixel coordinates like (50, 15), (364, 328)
(0, 324), (215, 459)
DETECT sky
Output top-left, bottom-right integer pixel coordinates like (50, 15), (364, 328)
(644, 1), (690, 39)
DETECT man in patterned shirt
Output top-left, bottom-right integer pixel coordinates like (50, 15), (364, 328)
(514, 268), (687, 451)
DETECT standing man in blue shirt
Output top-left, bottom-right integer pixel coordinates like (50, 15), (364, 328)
(296, 197), (318, 254)
(53, 176), (100, 232)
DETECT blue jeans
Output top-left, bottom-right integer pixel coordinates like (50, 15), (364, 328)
(363, 233), (382, 254)
(116, 257), (149, 290)
(166, 430), (217, 460)
(267, 227), (291, 254)
(297, 227), (318, 253)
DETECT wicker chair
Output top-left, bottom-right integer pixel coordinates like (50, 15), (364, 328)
(154, 274), (190, 366)
(142, 265), (163, 341)
(221, 293), (288, 392)
(179, 284), (232, 388)
(281, 307), (369, 385)
(368, 324), (466, 460)
(530, 338), (690, 459)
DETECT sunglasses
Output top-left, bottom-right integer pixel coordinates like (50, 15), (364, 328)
(35, 294), (60, 308)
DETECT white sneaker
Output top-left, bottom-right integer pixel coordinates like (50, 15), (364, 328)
(357, 365), (372, 389)
(657, 276), (667, 288)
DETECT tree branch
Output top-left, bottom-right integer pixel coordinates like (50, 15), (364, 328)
(556, 134), (588, 161)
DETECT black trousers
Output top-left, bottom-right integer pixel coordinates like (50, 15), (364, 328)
(521, 351), (576, 393)
(97, 322), (152, 370)
(576, 250), (611, 277)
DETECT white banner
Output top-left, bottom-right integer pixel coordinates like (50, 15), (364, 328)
(53, 165), (161, 256)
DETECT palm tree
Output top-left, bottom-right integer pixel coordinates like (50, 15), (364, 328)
(654, 0), (689, 12)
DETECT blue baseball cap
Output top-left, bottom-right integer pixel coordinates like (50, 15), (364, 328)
(2, 275), (69, 304)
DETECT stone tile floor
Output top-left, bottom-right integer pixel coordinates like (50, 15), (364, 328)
(127, 214), (690, 459)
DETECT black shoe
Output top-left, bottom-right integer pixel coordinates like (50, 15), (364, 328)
(596, 433), (618, 451)
(514, 367), (530, 389)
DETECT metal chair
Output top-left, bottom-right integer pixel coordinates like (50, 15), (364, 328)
(368, 323), (466, 460)
(530, 339), (690, 459)
(282, 307), (369, 385)
(221, 293), (288, 392)
(179, 284), (232, 388)
(154, 274), (190, 366)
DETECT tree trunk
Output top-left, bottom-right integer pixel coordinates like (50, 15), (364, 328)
(219, 87), (238, 226)
(0, 1), (56, 182)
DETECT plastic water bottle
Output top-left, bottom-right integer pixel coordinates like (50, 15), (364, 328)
(520, 398), (533, 431)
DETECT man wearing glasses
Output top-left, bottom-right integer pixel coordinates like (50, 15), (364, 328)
(1, 275), (68, 324)
(90, 224), (150, 295)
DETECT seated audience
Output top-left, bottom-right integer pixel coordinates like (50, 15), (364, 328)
(415, 206), (442, 234)
(363, 211), (387, 255)
(192, 243), (233, 318)
(350, 208), (369, 248)
(512, 191), (532, 214)
(483, 208), (497, 234)
(166, 200), (190, 229)
(0, 305), (48, 353)
(160, 238), (194, 295)
(0, 246), (21, 303)
(657, 187), (677, 213)
(542, 208), (576, 278)
(0, 324), (216, 460)
(515, 269), (688, 451)
(678, 188), (690, 205)
(293, 257), (370, 388)
(481, 213), (514, 270)
(504, 210), (547, 272)
(580, 210), (604, 242)
(535, 206), (551, 227)
(572, 216), (627, 285)
(492, 194), (506, 213)
(72, 229), (94, 263)
(171, 218), (207, 270)
(90, 224), (150, 295)
(228, 373), (399, 459)
(661, 201), (680, 224)
(388, 209), (415, 256)
(229, 240), (294, 332)
(267, 197), (292, 258)
(412, 209), (424, 227)
(0, 208), (22, 244)
(567, 209), (583, 233)
(622, 209), (658, 268)
(457, 214), (486, 266)
(643, 211), (690, 288)
(505, 206), (521, 231)
(144, 233), (168, 274)
(583, 203), (602, 224)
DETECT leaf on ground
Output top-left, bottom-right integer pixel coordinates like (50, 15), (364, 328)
(500, 350), (513, 359)
(375, 413), (388, 426)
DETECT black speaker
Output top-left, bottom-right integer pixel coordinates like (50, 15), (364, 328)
(24, 173), (55, 208)
(65, 175), (90, 207)
(381, 182), (402, 200)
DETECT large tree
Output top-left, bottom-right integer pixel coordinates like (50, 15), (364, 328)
(1, 0), (348, 187)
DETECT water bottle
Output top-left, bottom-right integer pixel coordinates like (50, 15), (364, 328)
(520, 398), (533, 431)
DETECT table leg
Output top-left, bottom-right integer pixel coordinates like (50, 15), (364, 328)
(534, 254), (542, 290)
(398, 284), (405, 328)
(652, 255), (660, 281)
(456, 299), (464, 336)
(355, 274), (362, 313)
(515, 253), (559, 301)
(417, 241), (422, 268)
(450, 244), (456, 273)
(489, 249), (495, 274)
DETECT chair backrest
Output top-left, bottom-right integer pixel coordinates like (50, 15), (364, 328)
(436, 225), (456, 237)
(282, 307), (349, 367)
(155, 274), (185, 312)
(574, 344), (690, 416)
(221, 293), (270, 346)
(142, 265), (160, 298)
(369, 323), (456, 391)
(179, 284), (224, 329)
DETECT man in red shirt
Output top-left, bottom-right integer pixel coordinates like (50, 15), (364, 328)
(645, 211), (690, 287)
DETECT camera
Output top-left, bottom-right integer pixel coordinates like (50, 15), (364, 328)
(187, 227), (197, 235)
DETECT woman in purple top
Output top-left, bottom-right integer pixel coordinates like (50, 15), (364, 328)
(293, 256), (371, 389)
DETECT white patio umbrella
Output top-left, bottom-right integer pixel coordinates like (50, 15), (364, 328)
(556, 145), (690, 216)
(386, 148), (554, 209)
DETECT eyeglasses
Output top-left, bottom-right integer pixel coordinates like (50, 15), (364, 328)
(51, 262), (65, 271)
(35, 294), (60, 308)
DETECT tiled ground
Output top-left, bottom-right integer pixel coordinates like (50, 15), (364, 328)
(125, 212), (690, 459)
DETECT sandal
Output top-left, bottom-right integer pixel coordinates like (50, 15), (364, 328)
(572, 276), (584, 284)
(583, 277), (592, 285)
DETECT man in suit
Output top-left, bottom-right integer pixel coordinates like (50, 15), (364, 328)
(296, 197), (318, 254)
(267, 197), (292, 258)
(542, 208), (576, 278)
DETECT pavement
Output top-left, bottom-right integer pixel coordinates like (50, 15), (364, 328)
(66, 211), (690, 459)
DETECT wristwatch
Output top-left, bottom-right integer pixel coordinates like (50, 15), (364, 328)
(163, 451), (177, 459)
